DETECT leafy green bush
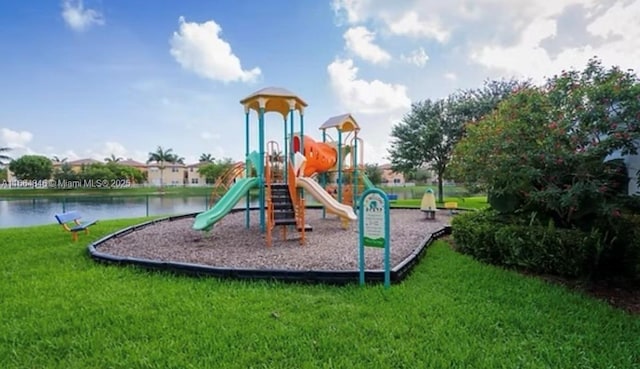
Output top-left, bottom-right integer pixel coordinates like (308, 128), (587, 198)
(450, 59), (640, 229)
(593, 213), (640, 281)
(452, 210), (608, 278)
(450, 209), (503, 263)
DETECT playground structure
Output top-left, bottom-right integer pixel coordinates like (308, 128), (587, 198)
(192, 87), (376, 247)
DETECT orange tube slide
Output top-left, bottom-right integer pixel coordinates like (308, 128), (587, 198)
(292, 135), (337, 177)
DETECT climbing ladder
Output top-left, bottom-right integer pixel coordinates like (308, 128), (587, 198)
(265, 144), (306, 247)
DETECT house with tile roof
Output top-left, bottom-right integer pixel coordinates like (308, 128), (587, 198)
(379, 164), (406, 186)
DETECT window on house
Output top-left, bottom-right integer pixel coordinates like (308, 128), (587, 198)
(191, 178), (199, 184)
(393, 178), (401, 184)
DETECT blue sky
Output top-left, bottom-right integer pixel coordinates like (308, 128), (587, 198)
(1, 0), (639, 165)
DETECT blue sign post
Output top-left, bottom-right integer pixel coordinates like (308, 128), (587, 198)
(358, 188), (391, 288)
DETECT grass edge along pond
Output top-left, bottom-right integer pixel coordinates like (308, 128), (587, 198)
(1, 218), (638, 369)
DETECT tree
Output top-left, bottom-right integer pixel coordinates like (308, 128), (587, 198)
(198, 158), (234, 184)
(105, 154), (123, 163)
(171, 155), (185, 165)
(8, 155), (53, 180)
(105, 162), (145, 183)
(0, 147), (12, 167)
(51, 156), (67, 163)
(199, 153), (214, 163)
(0, 167), (7, 181)
(388, 79), (526, 201)
(388, 98), (462, 201)
(454, 78), (531, 129)
(147, 146), (177, 188)
(413, 168), (432, 184)
(80, 163), (117, 182)
(268, 150), (284, 177)
(268, 150), (283, 163)
(449, 58), (640, 227)
(364, 163), (382, 185)
(53, 163), (78, 182)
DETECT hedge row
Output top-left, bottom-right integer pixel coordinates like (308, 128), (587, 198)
(451, 210), (640, 279)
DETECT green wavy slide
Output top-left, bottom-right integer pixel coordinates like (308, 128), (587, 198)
(192, 177), (259, 231)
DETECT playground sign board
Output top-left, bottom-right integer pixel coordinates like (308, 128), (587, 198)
(358, 188), (391, 288)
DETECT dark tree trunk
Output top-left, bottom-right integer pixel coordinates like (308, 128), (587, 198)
(437, 172), (444, 202)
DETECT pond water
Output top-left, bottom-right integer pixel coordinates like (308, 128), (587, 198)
(0, 188), (424, 229)
(0, 196), (258, 228)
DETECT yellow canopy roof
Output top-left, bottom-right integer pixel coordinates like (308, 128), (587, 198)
(319, 113), (360, 132)
(240, 87), (307, 117)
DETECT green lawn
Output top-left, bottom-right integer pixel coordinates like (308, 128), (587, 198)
(1, 219), (638, 368)
(391, 196), (489, 210)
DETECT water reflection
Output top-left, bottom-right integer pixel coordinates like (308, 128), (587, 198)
(0, 188), (432, 228)
(0, 196), (258, 228)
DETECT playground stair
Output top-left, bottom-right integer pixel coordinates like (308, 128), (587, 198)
(270, 183), (297, 226)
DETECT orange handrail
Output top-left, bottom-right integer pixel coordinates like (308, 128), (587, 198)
(287, 162), (298, 219)
(265, 155), (274, 247)
(287, 162), (305, 245)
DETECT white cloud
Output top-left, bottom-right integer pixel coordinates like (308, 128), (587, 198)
(444, 72), (457, 81)
(61, 0), (104, 32)
(1, 128), (33, 149)
(582, 1), (640, 67)
(331, 0), (371, 24)
(327, 58), (411, 114)
(201, 131), (220, 140)
(170, 16), (261, 83)
(343, 26), (391, 64)
(470, 1), (640, 83)
(58, 150), (80, 161)
(387, 11), (450, 42)
(400, 47), (429, 67)
(361, 140), (390, 165)
(84, 141), (147, 162)
(329, 0), (640, 84)
(103, 142), (128, 158)
(471, 18), (560, 82)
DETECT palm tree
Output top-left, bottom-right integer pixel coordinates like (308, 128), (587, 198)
(147, 146), (176, 189)
(51, 155), (67, 163)
(0, 147), (12, 167)
(269, 150), (283, 163)
(199, 153), (214, 163)
(105, 154), (123, 163)
(172, 155), (185, 165)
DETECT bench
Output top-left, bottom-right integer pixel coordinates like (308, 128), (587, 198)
(54, 211), (97, 242)
(444, 202), (459, 215)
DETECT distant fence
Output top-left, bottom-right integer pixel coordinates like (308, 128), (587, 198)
(52, 195), (216, 217)
(383, 186), (480, 200)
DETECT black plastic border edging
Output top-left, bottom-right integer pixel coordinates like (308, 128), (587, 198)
(87, 208), (452, 285)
